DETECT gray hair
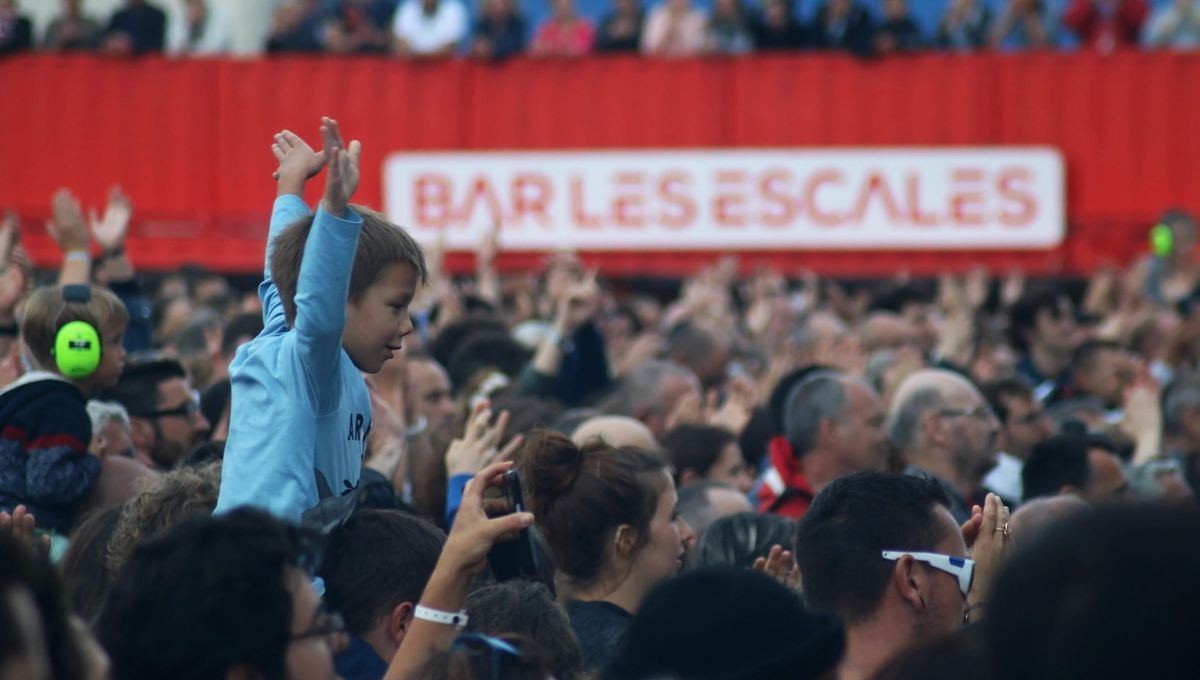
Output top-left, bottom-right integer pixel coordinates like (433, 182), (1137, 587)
(613, 359), (697, 416)
(888, 387), (946, 453)
(87, 400), (130, 436)
(784, 372), (848, 456)
(1164, 380), (1200, 435)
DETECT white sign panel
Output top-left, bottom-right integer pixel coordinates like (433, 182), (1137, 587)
(382, 148), (1065, 250)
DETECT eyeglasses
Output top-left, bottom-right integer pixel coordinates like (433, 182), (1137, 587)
(452, 634), (521, 680)
(1014, 409), (1049, 426)
(881, 551), (975, 599)
(291, 609), (348, 652)
(937, 406), (995, 423)
(135, 389), (201, 420)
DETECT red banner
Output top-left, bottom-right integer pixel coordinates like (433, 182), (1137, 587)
(2, 53), (1198, 276)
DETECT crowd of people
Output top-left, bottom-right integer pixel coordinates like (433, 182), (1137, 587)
(4, 0), (1200, 58)
(1, 115), (1199, 680)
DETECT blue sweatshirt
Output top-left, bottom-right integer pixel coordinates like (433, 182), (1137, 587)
(215, 195), (372, 530)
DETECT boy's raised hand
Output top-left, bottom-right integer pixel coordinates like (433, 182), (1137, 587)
(89, 186), (132, 253)
(48, 189), (91, 253)
(271, 129), (327, 196)
(319, 117), (361, 216)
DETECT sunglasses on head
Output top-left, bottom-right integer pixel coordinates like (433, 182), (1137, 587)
(881, 550), (975, 598)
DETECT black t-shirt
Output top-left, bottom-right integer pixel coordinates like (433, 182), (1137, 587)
(566, 599), (634, 672)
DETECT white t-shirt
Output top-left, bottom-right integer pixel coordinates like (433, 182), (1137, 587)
(392, 0), (467, 54)
(984, 451), (1024, 503)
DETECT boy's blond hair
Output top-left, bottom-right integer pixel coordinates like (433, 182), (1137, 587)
(21, 285), (129, 371)
(270, 205), (428, 327)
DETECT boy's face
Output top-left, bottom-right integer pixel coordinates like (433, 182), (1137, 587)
(93, 324), (127, 389)
(343, 263), (418, 374)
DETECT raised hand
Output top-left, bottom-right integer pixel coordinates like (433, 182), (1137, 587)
(751, 544), (800, 590)
(320, 117), (361, 215)
(708, 376), (756, 435)
(445, 402), (522, 477)
(554, 269), (600, 336)
(0, 505), (51, 557)
(48, 189), (91, 253)
(89, 185), (132, 253)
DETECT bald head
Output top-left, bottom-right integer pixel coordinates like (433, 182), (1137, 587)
(1009, 495), (1089, 545)
(572, 416), (660, 451)
(860, 312), (918, 354)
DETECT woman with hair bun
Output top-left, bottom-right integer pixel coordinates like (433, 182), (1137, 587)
(519, 430), (695, 673)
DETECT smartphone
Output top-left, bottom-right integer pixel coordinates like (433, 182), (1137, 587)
(486, 470), (541, 582)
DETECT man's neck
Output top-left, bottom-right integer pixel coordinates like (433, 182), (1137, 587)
(839, 617), (911, 680)
(799, 448), (849, 495)
(908, 449), (978, 499)
(1028, 344), (1069, 382)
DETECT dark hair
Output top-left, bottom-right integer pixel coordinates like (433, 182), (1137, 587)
(429, 316), (510, 371)
(662, 424), (737, 485)
(520, 430), (667, 587)
(220, 312), (264, 357)
(738, 406), (773, 473)
(200, 379), (230, 434)
(447, 331), (531, 393)
(980, 378), (1035, 425)
(1069, 339), (1123, 378)
(61, 505), (124, 624)
(97, 509), (319, 680)
(696, 513), (797, 570)
(871, 282), (933, 314)
(985, 505), (1200, 680)
(320, 510), (446, 637)
(795, 472), (951, 624)
(666, 322), (719, 368)
(603, 568), (844, 680)
(490, 395), (565, 448)
(1008, 287), (1068, 353)
(0, 532), (87, 680)
(269, 204), (427, 327)
(872, 629), (990, 680)
(101, 356), (188, 418)
(1021, 434), (1092, 501)
(465, 582), (583, 680)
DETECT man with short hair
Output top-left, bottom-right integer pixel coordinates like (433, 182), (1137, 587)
(1021, 434), (1130, 502)
(608, 359), (701, 440)
(1066, 340), (1138, 414)
(796, 472), (972, 680)
(1008, 288), (1082, 402)
(404, 355), (456, 439)
(981, 378), (1053, 502)
(667, 321), (733, 391)
(97, 508), (344, 680)
(759, 372), (889, 518)
(888, 370), (1000, 523)
(319, 510), (446, 680)
(677, 481), (753, 544)
(102, 357), (211, 471)
(871, 283), (938, 357)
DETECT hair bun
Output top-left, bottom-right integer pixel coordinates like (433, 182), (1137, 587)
(520, 429), (585, 516)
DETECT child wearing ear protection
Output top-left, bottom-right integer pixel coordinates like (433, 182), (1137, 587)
(0, 284), (129, 534)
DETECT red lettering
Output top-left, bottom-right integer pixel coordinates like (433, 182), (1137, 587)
(803, 170), (844, 227)
(458, 175), (504, 225)
(570, 175), (603, 228)
(658, 172), (696, 228)
(950, 169), (985, 227)
(613, 172), (645, 228)
(714, 171), (747, 227)
(905, 173), (938, 227)
(759, 170), (797, 228)
(849, 173), (903, 224)
(512, 173), (553, 227)
(414, 174), (453, 228)
(997, 168), (1037, 227)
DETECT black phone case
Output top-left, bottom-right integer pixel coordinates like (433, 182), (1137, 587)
(487, 471), (540, 581)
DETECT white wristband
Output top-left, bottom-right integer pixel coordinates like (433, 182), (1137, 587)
(415, 605), (468, 629)
(64, 251), (91, 264)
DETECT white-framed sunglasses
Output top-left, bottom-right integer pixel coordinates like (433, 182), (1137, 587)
(881, 551), (975, 598)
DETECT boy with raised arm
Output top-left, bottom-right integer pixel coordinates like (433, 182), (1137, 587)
(215, 118), (426, 531)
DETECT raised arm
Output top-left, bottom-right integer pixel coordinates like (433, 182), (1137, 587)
(291, 118), (364, 400)
(48, 190), (92, 287)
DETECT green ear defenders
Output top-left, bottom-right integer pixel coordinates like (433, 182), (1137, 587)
(53, 285), (102, 379)
(1151, 223), (1174, 258)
